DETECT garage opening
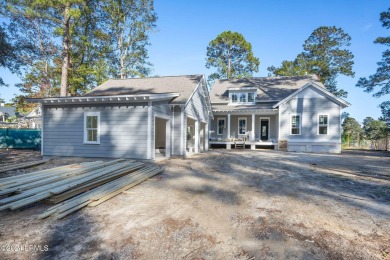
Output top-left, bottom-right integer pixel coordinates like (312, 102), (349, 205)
(155, 117), (170, 159)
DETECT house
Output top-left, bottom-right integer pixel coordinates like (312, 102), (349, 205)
(0, 103), (17, 122)
(209, 75), (350, 153)
(28, 75), (213, 159)
(25, 106), (42, 129)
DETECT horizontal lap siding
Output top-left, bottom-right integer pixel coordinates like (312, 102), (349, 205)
(185, 85), (209, 123)
(43, 104), (148, 159)
(279, 97), (341, 143)
(172, 106), (182, 155)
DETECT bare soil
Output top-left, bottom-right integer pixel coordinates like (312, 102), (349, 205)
(0, 149), (389, 259)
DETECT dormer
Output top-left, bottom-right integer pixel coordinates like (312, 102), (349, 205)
(228, 87), (257, 105)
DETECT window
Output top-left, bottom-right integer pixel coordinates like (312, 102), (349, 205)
(84, 112), (100, 144)
(217, 118), (225, 135)
(231, 93), (238, 103)
(248, 92), (255, 102)
(318, 115), (328, 135)
(239, 93), (246, 102)
(238, 118), (247, 135)
(291, 115), (301, 135)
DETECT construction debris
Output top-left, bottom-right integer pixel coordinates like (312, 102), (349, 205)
(0, 159), (163, 219)
(0, 159), (49, 173)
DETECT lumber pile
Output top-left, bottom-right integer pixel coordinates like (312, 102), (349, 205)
(0, 159), (164, 219)
(0, 159), (49, 173)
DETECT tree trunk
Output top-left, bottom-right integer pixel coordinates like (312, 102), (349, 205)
(60, 3), (71, 97)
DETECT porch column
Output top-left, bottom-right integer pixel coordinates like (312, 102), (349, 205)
(195, 120), (199, 153)
(251, 114), (255, 141)
(227, 113), (231, 140)
(205, 123), (209, 151)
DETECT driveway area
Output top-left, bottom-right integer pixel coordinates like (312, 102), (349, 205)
(0, 149), (389, 259)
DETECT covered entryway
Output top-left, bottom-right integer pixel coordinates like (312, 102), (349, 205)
(186, 117), (197, 153)
(260, 118), (270, 141)
(154, 116), (171, 159)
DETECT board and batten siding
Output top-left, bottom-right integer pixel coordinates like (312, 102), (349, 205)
(185, 83), (209, 123)
(278, 85), (342, 153)
(43, 103), (149, 159)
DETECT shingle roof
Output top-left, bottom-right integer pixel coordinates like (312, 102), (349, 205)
(213, 103), (277, 111)
(84, 75), (204, 104)
(210, 75), (324, 103)
(0, 106), (16, 117)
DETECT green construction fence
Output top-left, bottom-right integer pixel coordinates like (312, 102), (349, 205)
(0, 129), (41, 149)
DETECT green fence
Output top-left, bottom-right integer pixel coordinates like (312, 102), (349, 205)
(0, 129), (41, 149)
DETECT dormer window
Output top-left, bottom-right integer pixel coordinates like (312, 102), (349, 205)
(229, 92), (256, 105)
(248, 93), (254, 102)
(231, 93), (238, 103)
(239, 93), (246, 102)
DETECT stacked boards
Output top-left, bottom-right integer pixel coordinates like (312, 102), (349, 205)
(0, 159), (163, 219)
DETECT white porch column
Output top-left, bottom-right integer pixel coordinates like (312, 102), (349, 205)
(195, 120), (199, 153)
(227, 113), (231, 139)
(251, 114), (255, 141)
(205, 123), (209, 151)
(147, 101), (152, 159)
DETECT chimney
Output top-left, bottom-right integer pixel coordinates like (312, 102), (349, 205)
(0, 103), (4, 107)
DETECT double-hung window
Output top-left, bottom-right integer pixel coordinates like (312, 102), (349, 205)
(231, 93), (238, 103)
(217, 118), (225, 135)
(239, 93), (246, 102)
(238, 118), (247, 135)
(84, 112), (100, 144)
(318, 114), (328, 135)
(291, 115), (301, 135)
(248, 93), (255, 102)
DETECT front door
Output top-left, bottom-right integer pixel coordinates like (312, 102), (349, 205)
(260, 119), (269, 141)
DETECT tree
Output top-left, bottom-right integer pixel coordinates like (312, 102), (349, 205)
(356, 8), (390, 125)
(0, 24), (18, 87)
(206, 31), (260, 80)
(342, 116), (362, 146)
(362, 117), (388, 150)
(104, 0), (157, 79)
(268, 26), (354, 98)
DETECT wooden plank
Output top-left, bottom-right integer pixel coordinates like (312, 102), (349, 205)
(55, 201), (91, 219)
(0, 159), (50, 174)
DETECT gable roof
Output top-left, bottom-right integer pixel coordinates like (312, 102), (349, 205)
(273, 81), (350, 108)
(0, 106), (16, 117)
(85, 75), (203, 104)
(210, 75), (324, 103)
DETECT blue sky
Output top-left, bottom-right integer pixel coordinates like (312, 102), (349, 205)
(0, 1), (389, 123)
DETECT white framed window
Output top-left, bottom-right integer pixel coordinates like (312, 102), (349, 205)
(231, 93), (238, 103)
(217, 118), (225, 135)
(318, 114), (328, 135)
(239, 93), (246, 102)
(238, 117), (247, 135)
(290, 114), (301, 135)
(248, 92), (255, 102)
(84, 112), (100, 144)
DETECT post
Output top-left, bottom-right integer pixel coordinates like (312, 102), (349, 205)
(251, 114), (255, 141)
(195, 120), (199, 153)
(205, 123), (209, 151)
(227, 113), (231, 140)
(147, 101), (152, 159)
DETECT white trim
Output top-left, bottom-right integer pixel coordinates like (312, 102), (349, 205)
(28, 93), (180, 104)
(238, 117), (247, 136)
(227, 87), (257, 91)
(251, 114), (255, 141)
(205, 123), (209, 151)
(290, 114), (301, 135)
(317, 113), (329, 135)
(195, 120), (199, 153)
(272, 82), (351, 108)
(259, 117), (271, 140)
(147, 101), (152, 159)
(216, 117), (226, 135)
(153, 113), (171, 158)
(227, 114), (231, 139)
(184, 75), (214, 120)
(83, 112), (100, 144)
(180, 110), (184, 155)
(172, 106), (175, 155)
(40, 104), (44, 155)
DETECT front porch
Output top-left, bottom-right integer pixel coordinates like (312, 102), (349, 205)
(209, 109), (279, 150)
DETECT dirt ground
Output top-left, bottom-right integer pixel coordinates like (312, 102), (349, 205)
(0, 149), (389, 260)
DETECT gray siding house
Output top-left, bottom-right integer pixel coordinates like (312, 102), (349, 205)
(209, 75), (350, 153)
(30, 75), (213, 159)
